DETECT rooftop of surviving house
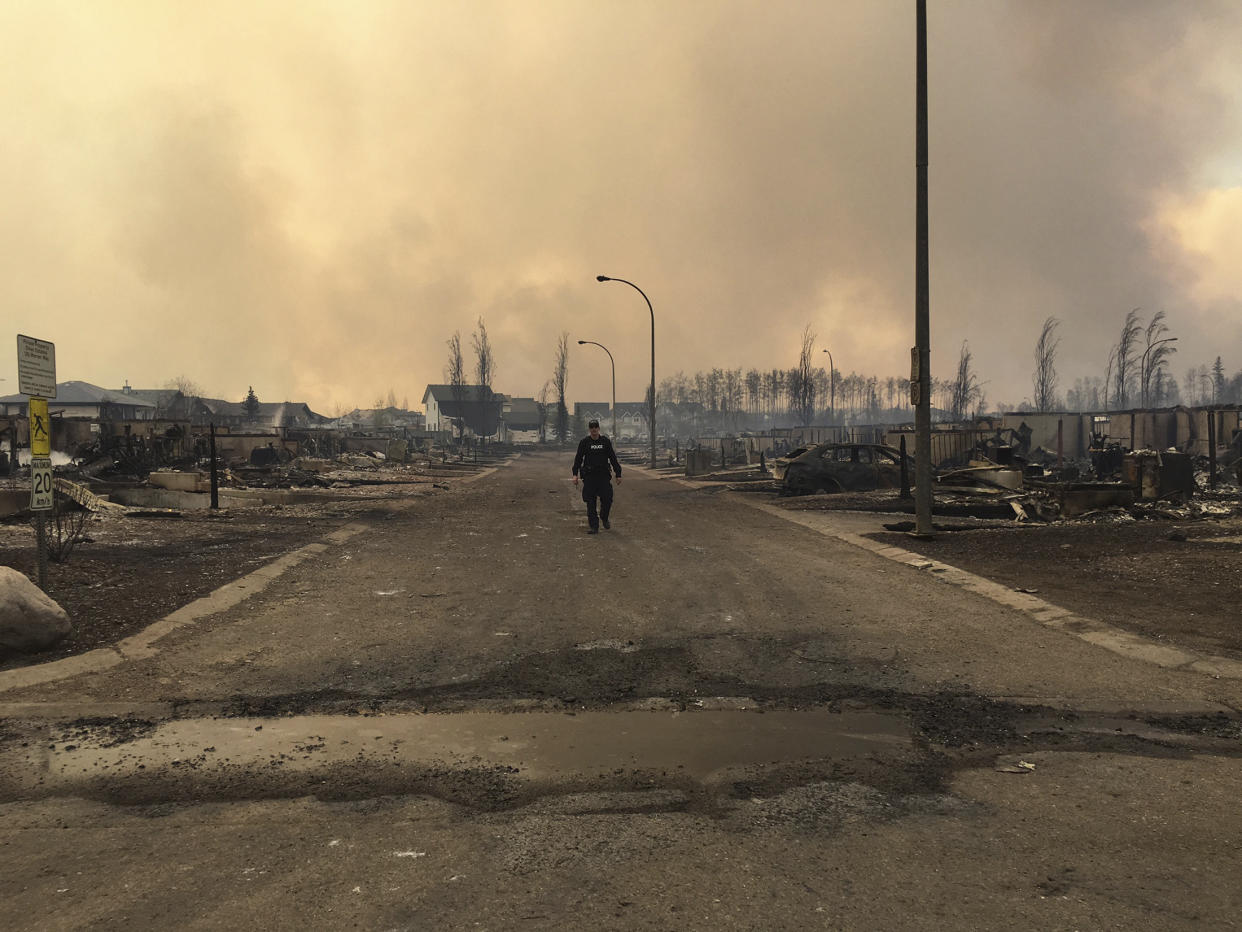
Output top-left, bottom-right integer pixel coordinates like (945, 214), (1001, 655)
(116, 387), (181, 404)
(503, 397), (543, 429)
(0, 381), (157, 408)
(421, 384), (499, 405)
(198, 399), (328, 424)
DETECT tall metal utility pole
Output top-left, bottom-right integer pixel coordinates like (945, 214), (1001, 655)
(914, 0), (934, 536)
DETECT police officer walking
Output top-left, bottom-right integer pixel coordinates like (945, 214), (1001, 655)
(572, 419), (622, 534)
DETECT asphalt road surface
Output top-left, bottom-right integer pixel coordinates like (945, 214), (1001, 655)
(2, 451), (1240, 930)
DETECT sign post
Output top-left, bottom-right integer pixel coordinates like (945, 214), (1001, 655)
(31, 455), (52, 590)
(17, 335), (56, 590)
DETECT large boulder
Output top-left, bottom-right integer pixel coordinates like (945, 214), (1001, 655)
(0, 567), (71, 653)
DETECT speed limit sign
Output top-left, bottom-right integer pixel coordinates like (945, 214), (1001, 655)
(30, 457), (53, 511)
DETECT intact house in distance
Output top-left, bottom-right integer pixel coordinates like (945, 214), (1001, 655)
(421, 384), (544, 443)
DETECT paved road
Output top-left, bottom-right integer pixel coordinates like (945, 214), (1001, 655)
(2, 452), (1239, 929)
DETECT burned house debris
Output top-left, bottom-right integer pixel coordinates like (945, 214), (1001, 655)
(666, 403), (1242, 526)
(0, 380), (492, 522)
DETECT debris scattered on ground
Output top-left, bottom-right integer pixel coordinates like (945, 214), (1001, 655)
(994, 757), (1037, 774)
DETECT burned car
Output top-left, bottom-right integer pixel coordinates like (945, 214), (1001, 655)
(780, 442), (913, 495)
(771, 446), (812, 481)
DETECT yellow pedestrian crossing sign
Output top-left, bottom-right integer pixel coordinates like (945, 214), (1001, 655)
(29, 397), (51, 456)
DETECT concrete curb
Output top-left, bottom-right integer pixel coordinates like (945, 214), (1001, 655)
(0, 523), (368, 693)
(0, 457), (520, 694)
(728, 492), (1242, 681)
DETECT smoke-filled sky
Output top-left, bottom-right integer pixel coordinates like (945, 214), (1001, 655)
(3, 0), (1242, 414)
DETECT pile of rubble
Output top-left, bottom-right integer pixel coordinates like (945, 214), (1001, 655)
(2, 448), (461, 521)
(934, 448), (1241, 522)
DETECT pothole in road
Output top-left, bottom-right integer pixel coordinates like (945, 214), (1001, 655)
(2, 709), (913, 809)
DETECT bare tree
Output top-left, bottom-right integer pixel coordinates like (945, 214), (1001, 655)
(1067, 376), (1104, 412)
(1227, 369), (1242, 405)
(1183, 367), (1199, 406)
(744, 369), (762, 417)
(551, 332), (570, 444)
(47, 493), (88, 564)
(724, 368), (743, 429)
(791, 324), (817, 427)
(1032, 316), (1061, 412)
(471, 317), (496, 442)
(812, 367), (830, 420)
(706, 368), (723, 414)
(471, 318), (494, 387)
(160, 374), (204, 419)
(1140, 311), (1176, 407)
(897, 376), (911, 410)
(949, 341), (982, 421)
(165, 374), (203, 398)
(668, 371), (691, 406)
(1112, 308), (1142, 409)
(372, 396), (391, 428)
(535, 381), (551, 443)
(445, 331), (467, 444)
(763, 369), (781, 420)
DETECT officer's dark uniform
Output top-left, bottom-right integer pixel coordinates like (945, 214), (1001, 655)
(572, 428), (622, 532)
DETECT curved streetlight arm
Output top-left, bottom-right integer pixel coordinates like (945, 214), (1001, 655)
(577, 339), (615, 367)
(577, 340), (618, 440)
(596, 276), (653, 328)
(597, 275), (656, 468)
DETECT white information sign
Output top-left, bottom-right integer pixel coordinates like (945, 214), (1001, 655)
(17, 334), (57, 398)
(30, 457), (54, 511)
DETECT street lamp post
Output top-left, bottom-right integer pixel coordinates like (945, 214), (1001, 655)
(1140, 337), (1178, 408)
(596, 275), (656, 469)
(913, 0), (933, 537)
(577, 340), (617, 440)
(821, 348), (836, 425)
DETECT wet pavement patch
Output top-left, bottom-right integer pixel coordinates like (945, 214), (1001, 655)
(1, 708), (913, 809)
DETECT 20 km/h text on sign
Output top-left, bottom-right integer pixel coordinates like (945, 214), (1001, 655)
(17, 334), (56, 399)
(30, 457), (53, 511)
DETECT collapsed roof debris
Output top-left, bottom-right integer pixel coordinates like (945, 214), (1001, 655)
(677, 423), (1242, 525)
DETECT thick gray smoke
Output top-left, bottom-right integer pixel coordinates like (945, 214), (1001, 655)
(2, 1), (1239, 410)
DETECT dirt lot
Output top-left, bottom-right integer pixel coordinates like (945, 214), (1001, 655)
(771, 487), (1242, 660)
(0, 463), (469, 671)
(875, 515), (1242, 656)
